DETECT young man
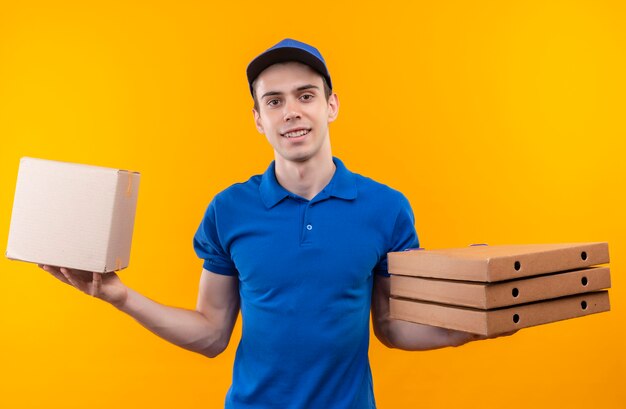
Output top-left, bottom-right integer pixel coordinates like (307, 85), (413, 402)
(41, 39), (486, 409)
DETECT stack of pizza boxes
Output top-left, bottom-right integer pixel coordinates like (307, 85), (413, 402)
(388, 243), (611, 336)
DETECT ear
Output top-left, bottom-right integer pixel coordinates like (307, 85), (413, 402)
(253, 108), (265, 134)
(327, 93), (339, 123)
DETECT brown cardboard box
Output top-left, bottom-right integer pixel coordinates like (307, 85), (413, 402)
(390, 291), (610, 336)
(6, 157), (140, 273)
(390, 266), (611, 309)
(388, 243), (609, 282)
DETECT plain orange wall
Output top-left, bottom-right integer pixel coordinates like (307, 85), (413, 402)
(1, 1), (624, 408)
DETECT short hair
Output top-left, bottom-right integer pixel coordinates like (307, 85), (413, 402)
(252, 73), (332, 113)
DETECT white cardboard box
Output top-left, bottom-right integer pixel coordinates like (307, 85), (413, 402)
(6, 157), (140, 273)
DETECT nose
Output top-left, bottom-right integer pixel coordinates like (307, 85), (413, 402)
(283, 99), (301, 122)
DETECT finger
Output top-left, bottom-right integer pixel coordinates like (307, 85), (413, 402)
(60, 267), (83, 290)
(91, 272), (102, 297)
(42, 265), (72, 286)
(59, 267), (93, 281)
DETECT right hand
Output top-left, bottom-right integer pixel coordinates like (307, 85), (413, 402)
(39, 264), (128, 308)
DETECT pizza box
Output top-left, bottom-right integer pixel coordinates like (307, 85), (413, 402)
(388, 243), (609, 282)
(390, 291), (610, 336)
(390, 266), (611, 309)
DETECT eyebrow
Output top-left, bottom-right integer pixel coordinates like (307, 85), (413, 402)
(260, 84), (320, 100)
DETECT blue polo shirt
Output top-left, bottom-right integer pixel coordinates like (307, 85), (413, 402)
(193, 157), (418, 409)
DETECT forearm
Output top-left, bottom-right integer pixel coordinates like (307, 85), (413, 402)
(377, 316), (482, 351)
(115, 287), (229, 357)
(372, 276), (482, 351)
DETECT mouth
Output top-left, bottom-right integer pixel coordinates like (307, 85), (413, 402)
(281, 128), (311, 139)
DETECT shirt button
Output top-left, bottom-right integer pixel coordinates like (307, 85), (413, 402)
(306, 224), (313, 231)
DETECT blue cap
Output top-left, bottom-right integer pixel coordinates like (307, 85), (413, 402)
(246, 38), (332, 96)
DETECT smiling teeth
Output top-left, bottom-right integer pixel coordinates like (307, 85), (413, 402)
(284, 129), (309, 138)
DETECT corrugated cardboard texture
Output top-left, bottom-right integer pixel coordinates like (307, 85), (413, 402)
(390, 266), (611, 309)
(390, 291), (610, 336)
(388, 243), (609, 282)
(105, 171), (140, 272)
(6, 157), (140, 273)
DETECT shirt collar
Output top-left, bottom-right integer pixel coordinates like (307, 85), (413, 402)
(259, 157), (358, 209)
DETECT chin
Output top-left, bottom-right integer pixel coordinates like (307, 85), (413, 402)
(276, 150), (315, 163)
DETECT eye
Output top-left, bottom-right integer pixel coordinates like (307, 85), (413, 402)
(266, 99), (281, 107)
(300, 93), (314, 101)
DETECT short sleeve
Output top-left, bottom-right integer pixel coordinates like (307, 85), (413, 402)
(193, 199), (238, 276)
(373, 195), (419, 277)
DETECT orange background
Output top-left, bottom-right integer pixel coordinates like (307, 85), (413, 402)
(1, 1), (625, 408)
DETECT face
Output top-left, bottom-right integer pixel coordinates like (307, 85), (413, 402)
(253, 62), (339, 165)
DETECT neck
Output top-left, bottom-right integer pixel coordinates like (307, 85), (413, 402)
(274, 149), (335, 201)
